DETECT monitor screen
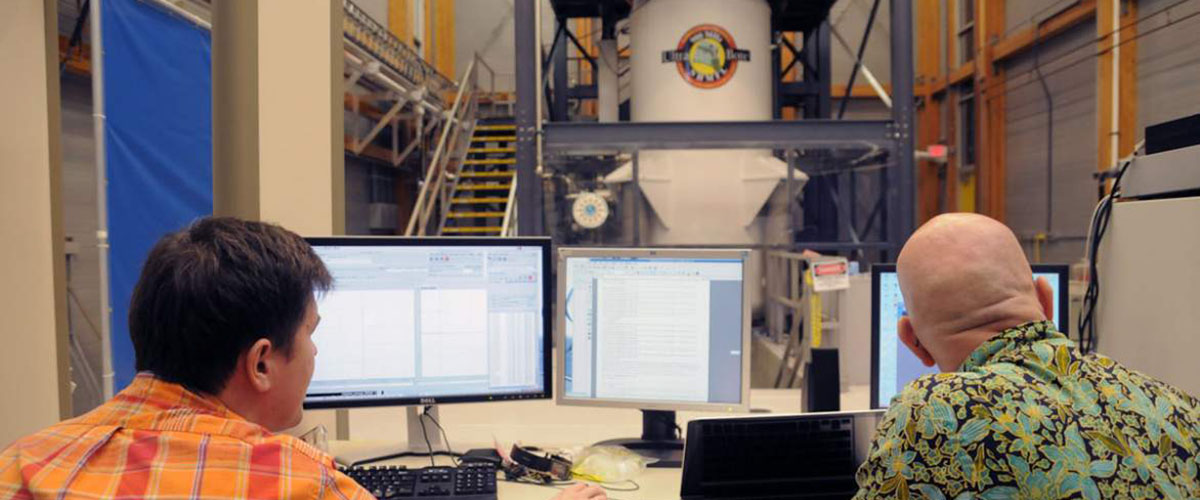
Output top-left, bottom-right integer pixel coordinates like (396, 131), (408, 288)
(303, 237), (552, 408)
(871, 264), (1070, 408)
(556, 248), (750, 412)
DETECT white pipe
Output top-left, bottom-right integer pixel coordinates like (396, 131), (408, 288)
(148, 0), (211, 29)
(90, 0), (115, 399)
(830, 27), (892, 108)
(1109, 0), (1120, 171)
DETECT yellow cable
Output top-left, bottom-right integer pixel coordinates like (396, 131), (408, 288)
(805, 269), (822, 348)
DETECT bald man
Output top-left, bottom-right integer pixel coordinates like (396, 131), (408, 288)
(854, 213), (1200, 499)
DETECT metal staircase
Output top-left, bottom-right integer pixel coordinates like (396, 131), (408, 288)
(404, 57), (519, 237)
(438, 120), (518, 236)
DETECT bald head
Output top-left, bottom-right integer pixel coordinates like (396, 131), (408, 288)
(895, 213), (1053, 371)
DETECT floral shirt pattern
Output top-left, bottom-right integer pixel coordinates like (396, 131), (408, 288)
(855, 321), (1200, 499)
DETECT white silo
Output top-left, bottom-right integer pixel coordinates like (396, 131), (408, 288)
(607, 0), (806, 310)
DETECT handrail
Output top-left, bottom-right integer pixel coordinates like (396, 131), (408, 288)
(475, 56), (497, 95)
(500, 176), (518, 236)
(405, 57), (478, 235)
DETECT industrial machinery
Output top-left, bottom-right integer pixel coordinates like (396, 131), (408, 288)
(1093, 113), (1200, 396)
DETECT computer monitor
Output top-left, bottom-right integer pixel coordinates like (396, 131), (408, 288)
(303, 237), (552, 409)
(870, 264), (1070, 409)
(556, 248), (751, 467)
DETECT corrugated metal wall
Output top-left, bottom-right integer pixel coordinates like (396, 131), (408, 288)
(1136, 0), (1200, 137)
(1002, 0), (1200, 265)
(1002, 19), (1097, 265)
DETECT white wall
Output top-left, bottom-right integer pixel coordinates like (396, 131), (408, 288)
(0, 0), (70, 445)
(454, 0), (557, 90)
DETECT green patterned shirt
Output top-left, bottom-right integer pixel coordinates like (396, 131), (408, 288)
(854, 321), (1200, 499)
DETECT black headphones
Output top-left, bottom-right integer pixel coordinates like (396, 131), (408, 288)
(506, 444), (573, 482)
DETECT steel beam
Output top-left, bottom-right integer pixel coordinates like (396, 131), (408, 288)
(803, 21), (832, 119)
(551, 21), (568, 122)
(514, 0), (543, 234)
(543, 120), (893, 152)
(890, 0), (916, 243)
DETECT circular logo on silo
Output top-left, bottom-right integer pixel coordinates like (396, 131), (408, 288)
(662, 24), (750, 89)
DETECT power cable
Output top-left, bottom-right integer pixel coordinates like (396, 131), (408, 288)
(419, 405), (437, 466)
(421, 410), (459, 466)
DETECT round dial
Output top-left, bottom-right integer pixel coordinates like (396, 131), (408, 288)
(571, 192), (609, 229)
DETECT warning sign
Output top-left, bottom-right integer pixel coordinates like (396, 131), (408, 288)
(810, 257), (850, 292)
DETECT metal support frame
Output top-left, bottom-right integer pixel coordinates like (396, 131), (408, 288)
(544, 120), (893, 152)
(532, 0), (917, 256)
(890, 0), (916, 245)
(551, 21), (569, 122)
(514, 0), (543, 235)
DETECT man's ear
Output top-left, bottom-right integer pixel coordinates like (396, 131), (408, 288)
(898, 316), (936, 367)
(242, 338), (274, 393)
(1034, 276), (1055, 323)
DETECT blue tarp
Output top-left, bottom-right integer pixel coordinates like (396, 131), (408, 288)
(103, 0), (213, 391)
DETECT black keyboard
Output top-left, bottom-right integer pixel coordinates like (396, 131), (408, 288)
(340, 463), (497, 499)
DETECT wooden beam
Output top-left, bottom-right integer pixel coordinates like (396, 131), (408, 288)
(978, 0), (1007, 221)
(1098, 0), (1139, 194)
(1118, 0), (1138, 160)
(948, 61), (975, 86)
(388, 0), (412, 46)
(832, 83), (893, 99)
(781, 32), (797, 120)
(430, 0), (454, 78)
(343, 92), (388, 120)
(916, 0), (943, 222)
(993, 0), (1097, 63)
(929, 75), (949, 95)
(945, 0), (960, 211)
(345, 134), (399, 165)
(57, 35), (91, 75)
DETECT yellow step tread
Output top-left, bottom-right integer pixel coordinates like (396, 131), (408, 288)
(463, 158), (516, 165)
(467, 147), (516, 154)
(460, 171), (515, 178)
(476, 124), (516, 131)
(456, 183), (512, 190)
(452, 197), (509, 204)
(447, 212), (506, 218)
(471, 135), (516, 142)
(443, 227), (503, 234)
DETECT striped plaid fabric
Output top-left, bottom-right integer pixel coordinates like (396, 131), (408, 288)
(0, 373), (371, 499)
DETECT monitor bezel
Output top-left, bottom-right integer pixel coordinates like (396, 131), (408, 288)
(870, 263), (1072, 409)
(555, 247), (752, 413)
(302, 236), (554, 409)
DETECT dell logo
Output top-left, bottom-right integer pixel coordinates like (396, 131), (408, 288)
(420, 397), (436, 404)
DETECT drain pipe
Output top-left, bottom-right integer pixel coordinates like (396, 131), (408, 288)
(90, 0), (114, 399)
(1108, 0), (1121, 186)
(1032, 23), (1054, 239)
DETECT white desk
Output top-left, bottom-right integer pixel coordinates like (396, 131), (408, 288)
(321, 386), (872, 500)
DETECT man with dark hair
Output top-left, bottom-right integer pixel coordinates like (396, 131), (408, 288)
(0, 217), (604, 500)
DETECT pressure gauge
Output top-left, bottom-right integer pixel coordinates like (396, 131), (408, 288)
(571, 192), (609, 229)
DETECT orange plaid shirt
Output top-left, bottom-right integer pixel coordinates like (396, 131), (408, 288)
(0, 373), (372, 499)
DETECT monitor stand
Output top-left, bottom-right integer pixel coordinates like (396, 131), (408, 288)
(596, 410), (684, 468)
(405, 406), (445, 453)
(342, 406), (447, 467)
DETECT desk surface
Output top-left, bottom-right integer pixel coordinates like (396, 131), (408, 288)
(323, 386), (871, 500)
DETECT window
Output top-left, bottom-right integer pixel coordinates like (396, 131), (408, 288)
(958, 81), (976, 169)
(958, 0), (975, 64)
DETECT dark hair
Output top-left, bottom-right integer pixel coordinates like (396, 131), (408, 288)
(129, 217), (332, 394)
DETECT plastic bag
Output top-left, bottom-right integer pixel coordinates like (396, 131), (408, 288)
(570, 445), (654, 483)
